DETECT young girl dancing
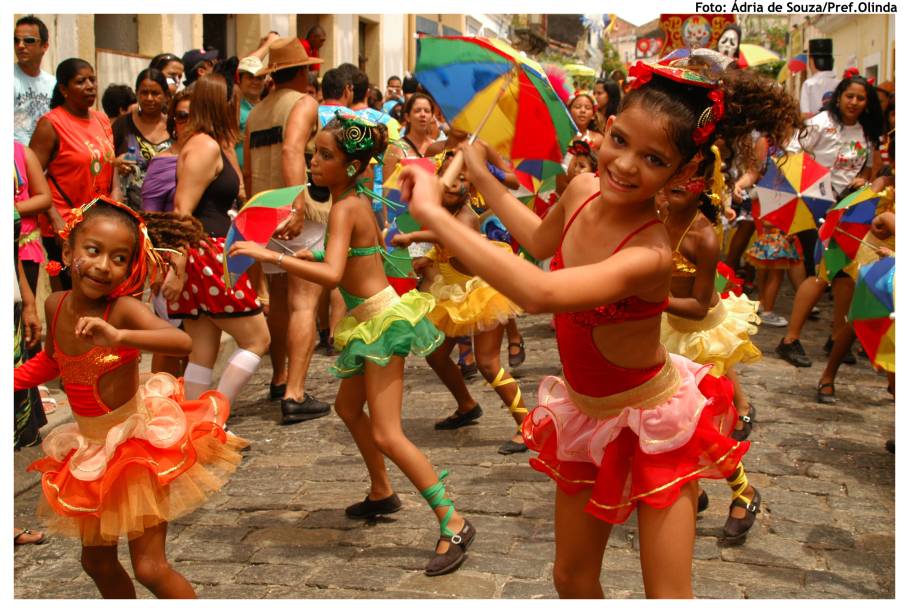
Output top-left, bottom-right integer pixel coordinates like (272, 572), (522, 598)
(229, 112), (475, 576)
(392, 152), (527, 454)
(399, 58), (798, 597)
(657, 172), (765, 540)
(14, 197), (248, 598)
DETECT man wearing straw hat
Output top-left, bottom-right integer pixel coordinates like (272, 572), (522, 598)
(244, 36), (331, 424)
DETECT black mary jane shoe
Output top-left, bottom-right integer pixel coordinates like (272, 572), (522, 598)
(731, 405), (755, 442)
(816, 382), (836, 404)
(425, 519), (476, 577)
(345, 493), (402, 519)
(434, 404), (483, 430)
(723, 487), (761, 541)
(497, 439), (529, 455)
(507, 339), (526, 368)
(269, 383), (287, 400)
(697, 489), (709, 514)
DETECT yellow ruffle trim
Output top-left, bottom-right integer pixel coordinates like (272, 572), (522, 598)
(660, 293), (762, 377)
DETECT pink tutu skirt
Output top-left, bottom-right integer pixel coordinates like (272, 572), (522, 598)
(523, 354), (748, 524)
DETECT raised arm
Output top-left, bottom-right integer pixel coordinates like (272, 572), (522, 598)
(460, 142), (566, 260)
(75, 296), (193, 356)
(402, 165), (668, 313)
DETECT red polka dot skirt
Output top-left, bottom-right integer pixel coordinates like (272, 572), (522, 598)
(167, 237), (263, 319)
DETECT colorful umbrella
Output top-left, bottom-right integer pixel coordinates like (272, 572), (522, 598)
(223, 185), (306, 287)
(753, 152), (835, 235)
(849, 256), (895, 372)
(736, 44), (780, 68)
(415, 36), (577, 181)
(817, 185), (882, 277)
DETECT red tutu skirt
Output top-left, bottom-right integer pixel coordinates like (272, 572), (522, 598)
(523, 354), (748, 524)
(28, 373), (248, 545)
(168, 237), (263, 319)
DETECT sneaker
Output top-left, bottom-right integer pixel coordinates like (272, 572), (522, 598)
(776, 338), (813, 367)
(760, 311), (788, 327)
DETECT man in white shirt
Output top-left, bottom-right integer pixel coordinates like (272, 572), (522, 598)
(14, 15), (55, 145)
(799, 39), (839, 119)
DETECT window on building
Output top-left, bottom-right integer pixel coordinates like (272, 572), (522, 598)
(94, 15), (138, 53)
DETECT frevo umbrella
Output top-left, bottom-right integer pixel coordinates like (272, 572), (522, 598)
(849, 256), (895, 372)
(737, 43), (780, 68)
(415, 36), (576, 184)
(754, 152), (835, 235)
(223, 185), (307, 288)
(817, 185), (884, 278)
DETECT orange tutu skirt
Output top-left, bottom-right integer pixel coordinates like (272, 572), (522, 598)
(523, 355), (749, 524)
(27, 373), (248, 545)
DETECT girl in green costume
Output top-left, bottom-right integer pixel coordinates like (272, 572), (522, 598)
(229, 111), (476, 576)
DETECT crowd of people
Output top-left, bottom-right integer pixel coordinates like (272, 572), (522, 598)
(12, 13), (895, 599)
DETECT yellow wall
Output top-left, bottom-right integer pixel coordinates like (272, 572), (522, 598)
(828, 14), (891, 80)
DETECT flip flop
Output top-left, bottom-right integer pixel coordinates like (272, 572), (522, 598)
(14, 528), (47, 546)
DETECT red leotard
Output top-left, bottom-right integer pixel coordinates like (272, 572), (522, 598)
(550, 192), (669, 397)
(14, 292), (140, 417)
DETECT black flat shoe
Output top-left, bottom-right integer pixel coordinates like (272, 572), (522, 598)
(269, 383), (287, 400)
(816, 382), (836, 404)
(281, 394), (331, 424)
(777, 338), (813, 368)
(697, 489), (709, 514)
(507, 339), (526, 368)
(459, 362), (478, 379)
(724, 487), (761, 541)
(434, 404), (483, 430)
(425, 519), (476, 576)
(497, 439), (528, 455)
(345, 493), (402, 519)
(731, 404), (755, 442)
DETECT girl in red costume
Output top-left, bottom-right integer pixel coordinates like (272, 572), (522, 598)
(400, 56), (800, 597)
(14, 197), (247, 598)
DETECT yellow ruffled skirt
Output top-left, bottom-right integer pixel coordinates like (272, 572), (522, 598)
(660, 293), (762, 377)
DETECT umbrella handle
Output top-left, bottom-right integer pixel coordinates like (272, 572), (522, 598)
(441, 150), (465, 188)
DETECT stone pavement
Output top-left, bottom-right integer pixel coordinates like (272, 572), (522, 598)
(13, 287), (895, 599)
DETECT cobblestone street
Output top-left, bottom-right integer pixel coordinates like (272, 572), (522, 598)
(13, 288), (895, 599)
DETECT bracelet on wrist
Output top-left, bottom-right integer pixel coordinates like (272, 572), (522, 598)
(276, 253), (285, 267)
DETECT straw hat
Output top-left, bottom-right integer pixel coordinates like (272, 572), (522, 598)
(256, 37), (323, 77)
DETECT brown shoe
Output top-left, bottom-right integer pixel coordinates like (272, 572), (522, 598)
(724, 487), (761, 541)
(425, 519), (476, 576)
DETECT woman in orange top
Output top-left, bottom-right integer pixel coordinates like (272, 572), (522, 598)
(30, 58), (117, 290)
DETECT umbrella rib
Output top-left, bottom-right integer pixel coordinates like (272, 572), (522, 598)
(468, 69), (516, 145)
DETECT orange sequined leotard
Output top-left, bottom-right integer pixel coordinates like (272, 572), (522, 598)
(14, 292), (140, 417)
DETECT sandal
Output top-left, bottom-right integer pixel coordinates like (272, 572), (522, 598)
(507, 338), (526, 368)
(723, 464), (760, 541)
(38, 386), (57, 414)
(816, 381), (836, 404)
(422, 471), (475, 576)
(731, 404), (755, 442)
(14, 528), (47, 546)
(434, 404), (483, 430)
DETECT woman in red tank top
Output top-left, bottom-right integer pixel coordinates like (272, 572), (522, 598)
(402, 55), (801, 598)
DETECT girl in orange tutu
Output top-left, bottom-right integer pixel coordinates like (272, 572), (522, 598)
(400, 53), (800, 597)
(14, 197), (247, 598)
(393, 152), (527, 454)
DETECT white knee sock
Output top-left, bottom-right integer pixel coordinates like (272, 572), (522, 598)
(216, 349), (262, 404)
(183, 363), (214, 400)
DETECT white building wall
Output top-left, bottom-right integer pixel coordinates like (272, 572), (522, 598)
(381, 15), (406, 86)
(331, 14), (357, 66)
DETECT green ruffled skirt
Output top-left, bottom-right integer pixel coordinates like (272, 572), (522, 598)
(331, 289), (444, 378)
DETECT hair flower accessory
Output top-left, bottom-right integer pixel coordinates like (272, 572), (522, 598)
(843, 67), (860, 79)
(567, 140), (593, 157)
(335, 110), (377, 154)
(692, 89), (725, 145)
(45, 260), (63, 277)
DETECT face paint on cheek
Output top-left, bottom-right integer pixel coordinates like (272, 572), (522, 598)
(73, 257), (84, 274)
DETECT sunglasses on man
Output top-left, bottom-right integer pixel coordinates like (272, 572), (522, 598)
(14, 36), (41, 45)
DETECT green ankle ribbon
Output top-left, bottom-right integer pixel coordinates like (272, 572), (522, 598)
(421, 470), (455, 537)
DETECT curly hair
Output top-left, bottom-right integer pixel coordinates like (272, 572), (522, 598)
(321, 118), (389, 175)
(142, 212), (206, 250)
(621, 66), (802, 184)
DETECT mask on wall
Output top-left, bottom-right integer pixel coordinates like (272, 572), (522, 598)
(717, 26), (741, 59)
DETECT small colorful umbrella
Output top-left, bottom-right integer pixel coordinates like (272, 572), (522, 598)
(223, 185), (306, 287)
(415, 36), (577, 183)
(849, 256), (895, 372)
(736, 43), (780, 68)
(817, 185), (882, 277)
(753, 152), (835, 235)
